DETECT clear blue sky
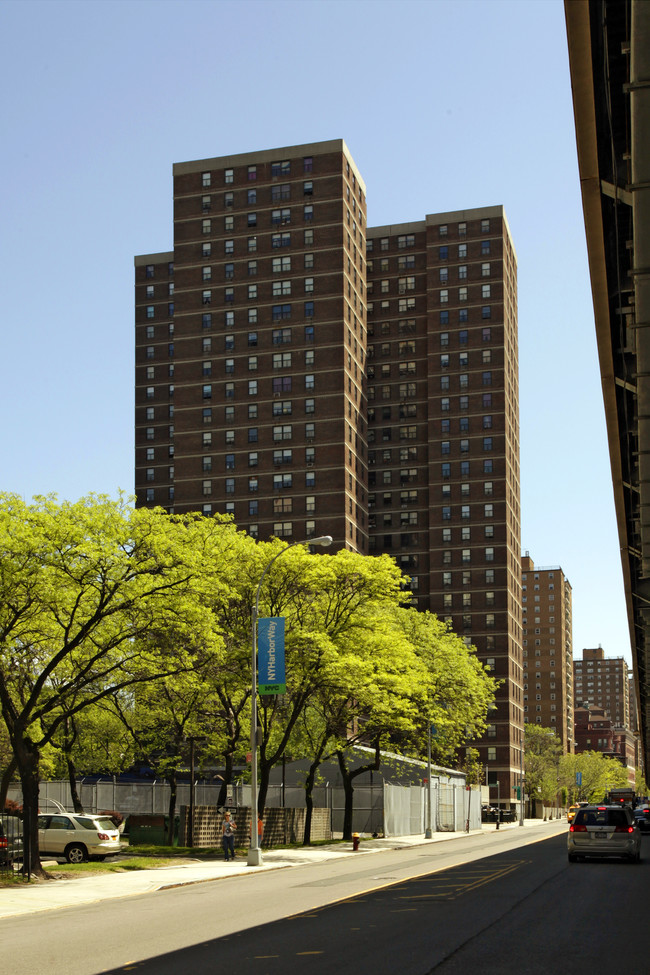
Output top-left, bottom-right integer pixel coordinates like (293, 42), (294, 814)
(0, 0), (630, 662)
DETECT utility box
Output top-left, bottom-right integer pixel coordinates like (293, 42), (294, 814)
(128, 814), (168, 846)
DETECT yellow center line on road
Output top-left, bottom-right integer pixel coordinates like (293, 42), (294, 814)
(397, 859), (528, 900)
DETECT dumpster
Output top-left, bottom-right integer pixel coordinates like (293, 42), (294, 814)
(127, 815), (168, 846)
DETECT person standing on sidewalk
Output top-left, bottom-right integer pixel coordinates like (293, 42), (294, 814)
(222, 810), (236, 861)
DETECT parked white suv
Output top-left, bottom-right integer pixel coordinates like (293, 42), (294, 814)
(38, 812), (121, 863)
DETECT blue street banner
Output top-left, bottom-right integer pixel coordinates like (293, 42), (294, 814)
(257, 617), (286, 695)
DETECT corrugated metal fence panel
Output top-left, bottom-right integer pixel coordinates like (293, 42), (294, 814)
(383, 783), (412, 837)
(438, 783), (456, 831)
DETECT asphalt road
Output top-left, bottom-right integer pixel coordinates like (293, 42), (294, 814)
(4, 822), (647, 975)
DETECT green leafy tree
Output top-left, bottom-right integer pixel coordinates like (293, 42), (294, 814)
(0, 495), (230, 876)
(559, 750), (629, 803)
(392, 609), (499, 767)
(249, 545), (415, 818)
(524, 724), (562, 817)
(635, 769), (649, 799)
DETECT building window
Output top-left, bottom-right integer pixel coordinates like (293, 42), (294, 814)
(272, 280), (291, 297)
(273, 256), (292, 273)
(272, 304), (292, 321)
(273, 352), (292, 369)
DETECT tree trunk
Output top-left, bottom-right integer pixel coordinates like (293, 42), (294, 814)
(303, 758), (318, 846)
(337, 750), (354, 841)
(0, 754), (17, 812)
(166, 769), (177, 845)
(63, 717), (84, 813)
(303, 734), (329, 846)
(66, 755), (84, 814)
(337, 739), (382, 841)
(14, 736), (47, 879)
(258, 758), (270, 816)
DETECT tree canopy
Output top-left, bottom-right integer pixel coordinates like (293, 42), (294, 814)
(0, 493), (499, 867)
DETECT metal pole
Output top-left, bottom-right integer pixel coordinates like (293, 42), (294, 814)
(425, 722), (432, 838)
(247, 535), (332, 867)
(519, 736), (524, 826)
(189, 738), (195, 848)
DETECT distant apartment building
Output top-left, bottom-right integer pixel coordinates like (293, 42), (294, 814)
(574, 647), (631, 729)
(520, 556), (574, 752)
(134, 139), (523, 806)
(574, 704), (636, 784)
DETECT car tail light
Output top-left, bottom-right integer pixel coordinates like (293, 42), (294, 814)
(570, 824), (587, 832)
(97, 832), (110, 840)
(614, 826), (634, 834)
(0, 838), (6, 850)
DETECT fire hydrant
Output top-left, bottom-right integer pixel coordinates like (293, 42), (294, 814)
(352, 832), (360, 851)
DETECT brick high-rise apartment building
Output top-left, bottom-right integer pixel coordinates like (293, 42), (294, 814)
(520, 556), (574, 753)
(574, 647), (631, 729)
(135, 139), (523, 806)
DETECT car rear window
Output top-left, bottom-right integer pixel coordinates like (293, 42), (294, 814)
(574, 808), (630, 827)
(77, 816), (116, 831)
(77, 816), (117, 830)
(75, 816), (117, 831)
(93, 817), (118, 831)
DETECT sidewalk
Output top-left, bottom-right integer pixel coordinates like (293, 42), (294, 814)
(0, 818), (558, 920)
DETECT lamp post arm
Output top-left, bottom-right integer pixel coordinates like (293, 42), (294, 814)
(254, 540), (301, 618)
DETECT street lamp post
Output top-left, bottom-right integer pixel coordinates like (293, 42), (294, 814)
(519, 736), (524, 826)
(247, 534), (332, 867)
(425, 722), (432, 839)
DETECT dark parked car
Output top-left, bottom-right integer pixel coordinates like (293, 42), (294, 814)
(633, 806), (650, 833)
(0, 816), (23, 867)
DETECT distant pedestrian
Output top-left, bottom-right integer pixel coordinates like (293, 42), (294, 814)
(257, 815), (264, 848)
(222, 810), (236, 861)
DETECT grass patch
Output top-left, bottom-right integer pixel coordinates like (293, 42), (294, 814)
(48, 856), (186, 878)
(0, 870), (30, 888)
(124, 843), (225, 859)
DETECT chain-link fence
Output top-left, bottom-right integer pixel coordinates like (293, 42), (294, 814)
(8, 775), (475, 838)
